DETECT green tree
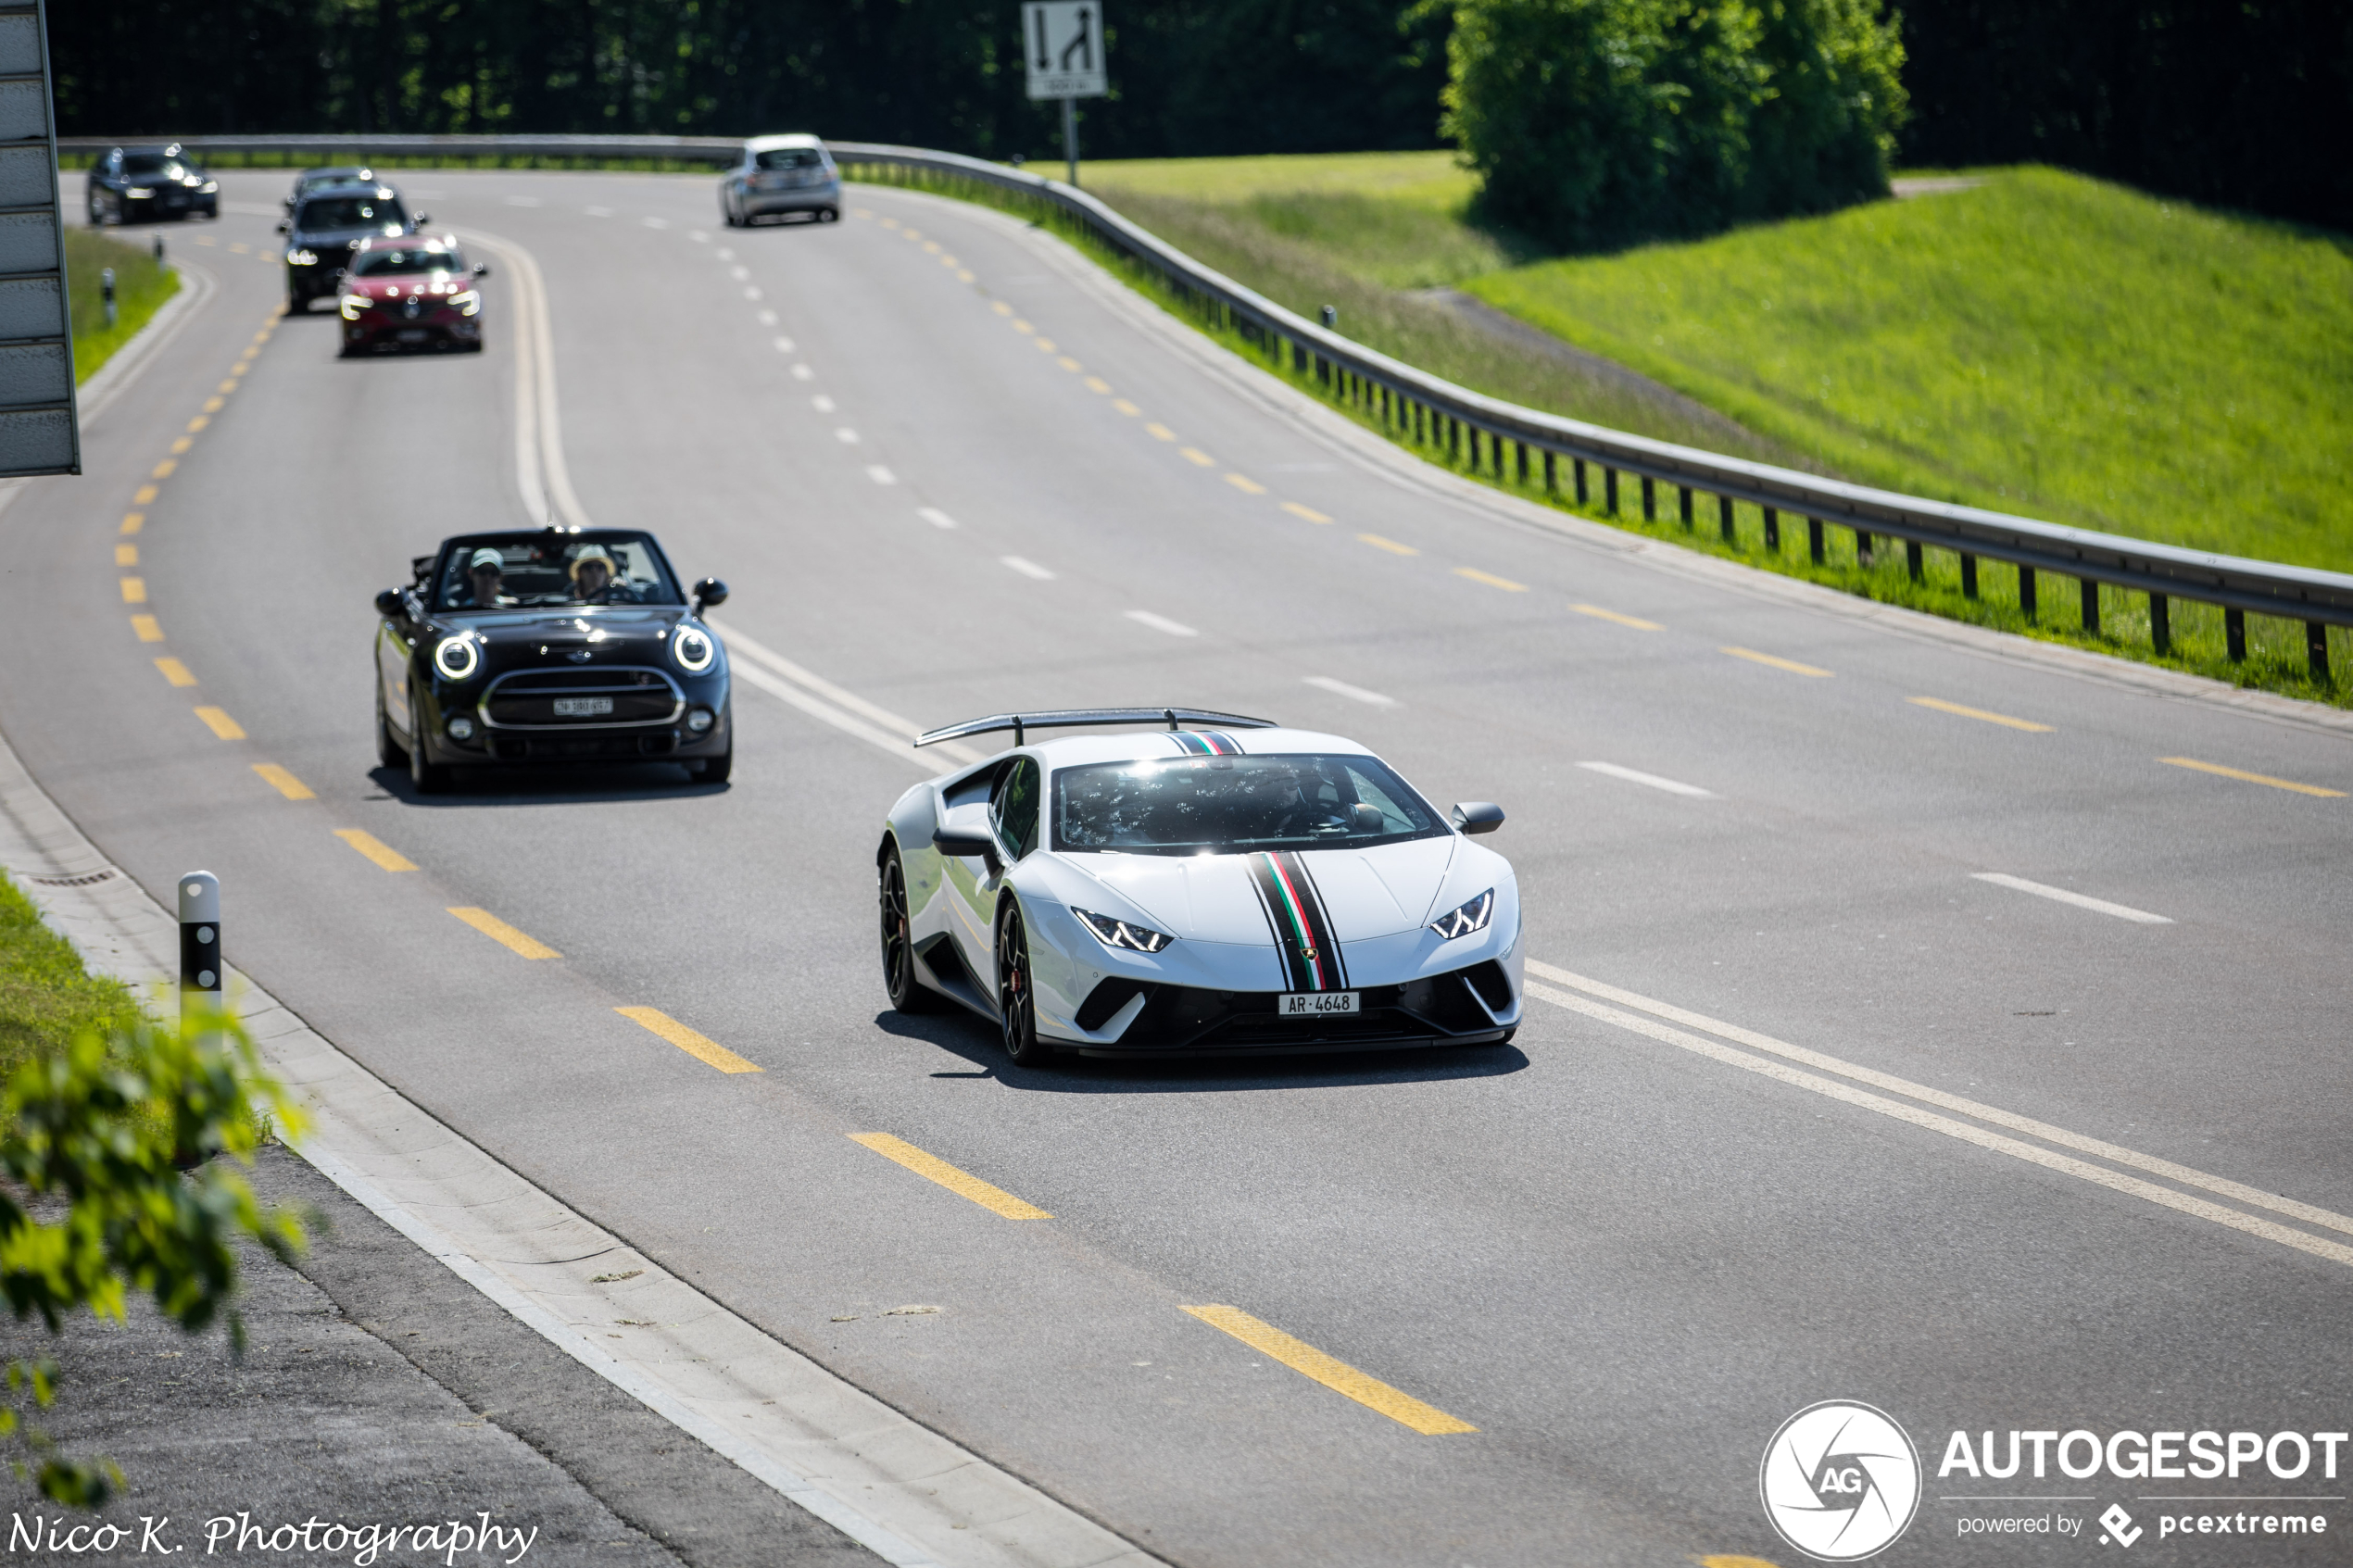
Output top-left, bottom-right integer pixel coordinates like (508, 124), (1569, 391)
(1441, 0), (1905, 251)
(1, 1010), (305, 1505)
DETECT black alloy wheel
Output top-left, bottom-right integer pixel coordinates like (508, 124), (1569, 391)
(374, 680), (407, 768)
(878, 845), (942, 1014)
(996, 903), (1054, 1067)
(406, 682), (452, 795)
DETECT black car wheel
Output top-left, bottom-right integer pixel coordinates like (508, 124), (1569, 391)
(406, 683), (452, 794)
(996, 903), (1054, 1067)
(879, 844), (943, 1014)
(820, 207), (840, 223)
(375, 681), (408, 769)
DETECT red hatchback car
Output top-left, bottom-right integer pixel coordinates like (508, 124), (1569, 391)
(337, 235), (489, 355)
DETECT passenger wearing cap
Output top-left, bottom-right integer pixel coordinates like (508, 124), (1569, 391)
(570, 548), (635, 604)
(465, 546), (514, 608)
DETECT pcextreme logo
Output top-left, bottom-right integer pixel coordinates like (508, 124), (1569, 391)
(1760, 1400), (1924, 1562)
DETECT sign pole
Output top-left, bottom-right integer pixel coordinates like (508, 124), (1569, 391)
(1063, 98), (1079, 186)
(1024, 1), (1106, 183)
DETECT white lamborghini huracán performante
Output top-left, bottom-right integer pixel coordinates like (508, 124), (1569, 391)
(876, 709), (1523, 1063)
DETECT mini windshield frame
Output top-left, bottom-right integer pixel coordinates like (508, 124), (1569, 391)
(433, 532), (685, 610)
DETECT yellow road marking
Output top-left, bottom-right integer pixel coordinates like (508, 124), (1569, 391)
(1012, 319), (1033, 332)
(120, 577), (146, 603)
(194, 706), (245, 740)
(938, 254), (957, 266)
(1908, 696), (2053, 733)
(1057, 356), (1081, 371)
(154, 657), (196, 687)
(1111, 398), (1140, 415)
(1179, 447), (1215, 467)
(1083, 376), (1112, 394)
(152, 459), (176, 478)
(848, 1134), (1052, 1220)
(2159, 757), (2345, 798)
(115, 543), (137, 567)
(1281, 502), (1331, 523)
(120, 512), (144, 534)
(228, 241), (249, 255)
(922, 239), (940, 252)
(1144, 422), (1176, 442)
(901, 228), (923, 240)
(1034, 337), (1057, 353)
(333, 827), (414, 871)
(957, 270), (975, 282)
(218, 380), (236, 394)
(1179, 1306), (1476, 1435)
(133, 484), (158, 504)
(1358, 533), (1419, 557)
(251, 763), (313, 800)
(1224, 473), (1267, 495)
(448, 906), (560, 959)
(170, 436), (193, 454)
(616, 1007), (762, 1073)
(203, 396), (223, 413)
(185, 415), (209, 433)
(1722, 646), (1832, 678)
(230, 361), (249, 376)
(1455, 567), (1527, 592)
(991, 300), (1013, 315)
(1570, 603), (1661, 630)
(131, 615), (163, 643)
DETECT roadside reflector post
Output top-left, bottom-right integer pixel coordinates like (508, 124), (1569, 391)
(1961, 554), (1979, 598)
(2307, 621), (2329, 684)
(101, 267), (118, 330)
(179, 871), (221, 1026)
(2082, 577), (2101, 635)
(2148, 592), (2168, 652)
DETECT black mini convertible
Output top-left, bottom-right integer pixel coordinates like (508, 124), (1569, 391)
(374, 529), (733, 793)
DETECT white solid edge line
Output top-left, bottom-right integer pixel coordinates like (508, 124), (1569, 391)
(1972, 872), (2172, 924)
(919, 508), (959, 530)
(1302, 676), (1395, 708)
(1001, 557), (1057, 581)
(1126, 609), (1198, 637)
(1523, 959), (2353, 1240)
(717, 626), (986, 768)
(1575, 761), (1714, 797)
(292, 1142), (944, 1568)
(1522, 981), (2353, 1270)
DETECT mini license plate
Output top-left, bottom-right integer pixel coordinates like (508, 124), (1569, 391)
(1278, 991), (1359, 1018)
(397, 328), (430, 342)
(552, 696), (614, 717)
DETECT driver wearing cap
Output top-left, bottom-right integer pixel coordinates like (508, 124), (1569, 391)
(466, 546), (513, 608)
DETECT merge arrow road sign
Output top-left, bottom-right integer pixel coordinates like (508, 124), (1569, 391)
(1024, 1), (1107, 100)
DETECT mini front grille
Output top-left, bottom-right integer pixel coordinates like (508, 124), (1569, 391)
(482, 665), (682, 729)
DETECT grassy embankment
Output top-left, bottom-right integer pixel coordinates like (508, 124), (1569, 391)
(66, 228), (179, 383)
(868, 154), (2351, 704)
(0, 879), (145, 1094)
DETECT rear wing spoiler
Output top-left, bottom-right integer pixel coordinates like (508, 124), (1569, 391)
(914, 707), (1278, 748)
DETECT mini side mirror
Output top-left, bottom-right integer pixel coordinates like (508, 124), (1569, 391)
(413, 212), (431, 226)
(693, 576), (729, 610)
(472, 261), (491, 277)
(374, 589), (405, 619)
(275, 220), (289, 234)
(1452, 801), (1506, 835)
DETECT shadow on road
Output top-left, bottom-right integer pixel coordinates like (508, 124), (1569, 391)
(366, 762), (727, 806)
(872, 1009), (1529, 1094)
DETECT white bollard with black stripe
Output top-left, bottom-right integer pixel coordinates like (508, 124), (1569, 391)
(179, 871), (220, 1023)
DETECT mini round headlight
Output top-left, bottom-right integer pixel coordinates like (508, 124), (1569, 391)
(433, 635), (480, 682)
(672, 626), (716, 674)
(447, 714), (477, 741)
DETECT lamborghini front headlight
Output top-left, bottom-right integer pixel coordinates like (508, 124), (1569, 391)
(1074, 908), (1176, 954)
(1428, 889), (1494, 941)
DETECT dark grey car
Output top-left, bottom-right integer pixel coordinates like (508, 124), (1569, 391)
(278, 183), (422, 310)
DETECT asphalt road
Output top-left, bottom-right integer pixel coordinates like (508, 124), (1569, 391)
(6, 169), (2350, 1566)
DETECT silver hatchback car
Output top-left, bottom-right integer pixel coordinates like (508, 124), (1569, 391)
(720, 134), (841, 227)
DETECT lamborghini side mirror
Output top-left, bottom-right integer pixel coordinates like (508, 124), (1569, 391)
(1452, 802), (1505, 835)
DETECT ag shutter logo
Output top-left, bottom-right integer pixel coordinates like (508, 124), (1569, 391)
(1760, 1400), (1923, 1561)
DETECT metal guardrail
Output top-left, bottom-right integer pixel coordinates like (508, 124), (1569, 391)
(60, 132), (2352, 672)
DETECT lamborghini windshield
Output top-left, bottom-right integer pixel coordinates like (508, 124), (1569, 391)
(1051, 754), (1445, 855)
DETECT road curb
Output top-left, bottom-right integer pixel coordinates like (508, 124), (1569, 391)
(0, 724), (1164, 1568)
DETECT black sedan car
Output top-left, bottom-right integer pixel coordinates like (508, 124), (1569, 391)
(374, 529), (733, 793)
(285, 165), (375, 209)
(85, 144), (218, 224)
(281, 182), (421, 311)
